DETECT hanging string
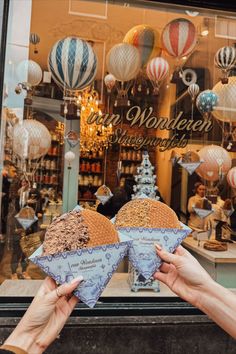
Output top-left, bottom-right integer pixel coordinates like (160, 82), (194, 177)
(103, 147), (108, 185)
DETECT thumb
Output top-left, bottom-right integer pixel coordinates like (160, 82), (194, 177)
(155, 244), (179, 265)
(47, 276), (83, 303)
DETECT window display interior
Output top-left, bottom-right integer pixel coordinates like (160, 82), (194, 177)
(1, 0), (236, 301)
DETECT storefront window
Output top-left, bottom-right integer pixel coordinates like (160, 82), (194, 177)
(1, 0), (236, 304)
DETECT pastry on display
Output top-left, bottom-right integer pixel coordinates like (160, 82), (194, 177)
(96, 185), (112, 197)
(203, 240), (228, 252)
(181, 151), (200, 163)
(17, 206), (36, 219)
(43, 209), (119, 255)
(115, 198), (181, 229)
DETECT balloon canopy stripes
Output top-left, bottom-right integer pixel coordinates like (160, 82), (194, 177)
(48, 37), (98, 92)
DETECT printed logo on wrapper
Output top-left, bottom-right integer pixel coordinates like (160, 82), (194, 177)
(29, 233), (132, 308)
(116, 223), (192, 279)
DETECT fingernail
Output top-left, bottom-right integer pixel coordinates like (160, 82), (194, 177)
(70, 276), (83, 284)
(155, 244), (162, 251)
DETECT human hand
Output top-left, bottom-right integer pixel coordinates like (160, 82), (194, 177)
(4, 276), (83, 354)
(153, 245), (214, 307)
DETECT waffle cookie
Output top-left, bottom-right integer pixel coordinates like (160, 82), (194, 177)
(115, 199), (181, 229)
(43, 209), (119, 255)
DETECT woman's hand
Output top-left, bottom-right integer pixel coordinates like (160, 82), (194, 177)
(4, 276), (83, 354)
(153, 245), (214, 307)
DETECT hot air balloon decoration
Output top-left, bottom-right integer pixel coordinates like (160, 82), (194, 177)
(146, 57), (169, 95)
(123, 24), (161, 69)
(12, 119), (51, 179)
(196, 90), (218, 120)
(106, 43), (141, 106)
(162, 18), (197, 59)
(15, 59), (43, 104)
(104, 74), (116, 93)
(214, 46), (236, 84)
(188, 83), (200, 102)
(196, 145), (232, 183)
(227, 167), (236, 189)
(188, 83), (200, 120)
(30, 33), (40, 54)
(212, 76), (236, 123)
(161, 18), (197, 77)
(48, 37), (98, 95)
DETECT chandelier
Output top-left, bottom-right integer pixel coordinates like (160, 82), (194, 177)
(77, 88), (112, 153)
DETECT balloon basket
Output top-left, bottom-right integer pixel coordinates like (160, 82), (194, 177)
(221, 77), (229, 85)
(60, 103), (79, 120)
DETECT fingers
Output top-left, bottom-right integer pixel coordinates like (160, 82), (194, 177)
(155, 244), (178, 265)
(47, 276), (83, 303)
(153, 271), (168, 284)
(68, 294), (79, 311)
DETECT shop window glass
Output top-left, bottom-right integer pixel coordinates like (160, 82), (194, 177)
(1, 0), (236, 304)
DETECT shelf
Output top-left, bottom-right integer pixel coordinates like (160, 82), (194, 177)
(121, 160), (141, 163)
(79, 171), (103, 174)
(78, 198), (96, 202)
(46, 154), (60, 157)
(79, 185), (102, 188)
(120, 172), (135, 176)
(33, 168), (60, 171)
(80, 157), (104, 161)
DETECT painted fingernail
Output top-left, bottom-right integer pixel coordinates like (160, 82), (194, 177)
(70, 276), (83, 284)
(155, 244), (162, 251)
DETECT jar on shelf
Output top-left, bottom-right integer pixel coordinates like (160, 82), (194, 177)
(86, 161), (90, 172)
(50, 174), (57, 184)
(98, 150), (103, 158)
(84, 176), (89, 186)
(79, 175), (84, 185)
(50, 160), (56, 170)
(44, 172), (50, 184)
(122, 149), (127, 160)
(91, 162), (96, 173)
(46, 160), (51, 169)
(127, 149), (132, 160)
(95, 162), (101, 173)
(93, 175), (99, 186)
(80, 160), (86, 172)
(88, 175), (93, 184)
(98, 177), (102, 186)
(125, 165), (130, 174)
(137, 150), (141, 160)
(132, 150), (137, 161)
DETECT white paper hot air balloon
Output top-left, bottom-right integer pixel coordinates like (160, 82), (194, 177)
(48, 37), (97, 93)
(106, 43), (141, 98)
(106, 43), (141, 81)
(227, 167), (236, 188)
(212, 76), (236, 122)
(104, 74), (116, 92)
(13, 120), (51, 160)
(214, 46), (236, 84)
(146, 57), (169, 94)
(196, 145), (231, 182)
(16, 60), (42, 87)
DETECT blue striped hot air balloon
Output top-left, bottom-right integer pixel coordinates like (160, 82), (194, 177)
(48, 37), (98, 92)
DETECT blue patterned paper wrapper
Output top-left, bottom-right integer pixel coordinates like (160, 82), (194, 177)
(116, 223), (191, 279)
(29, 233), (132, 308)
